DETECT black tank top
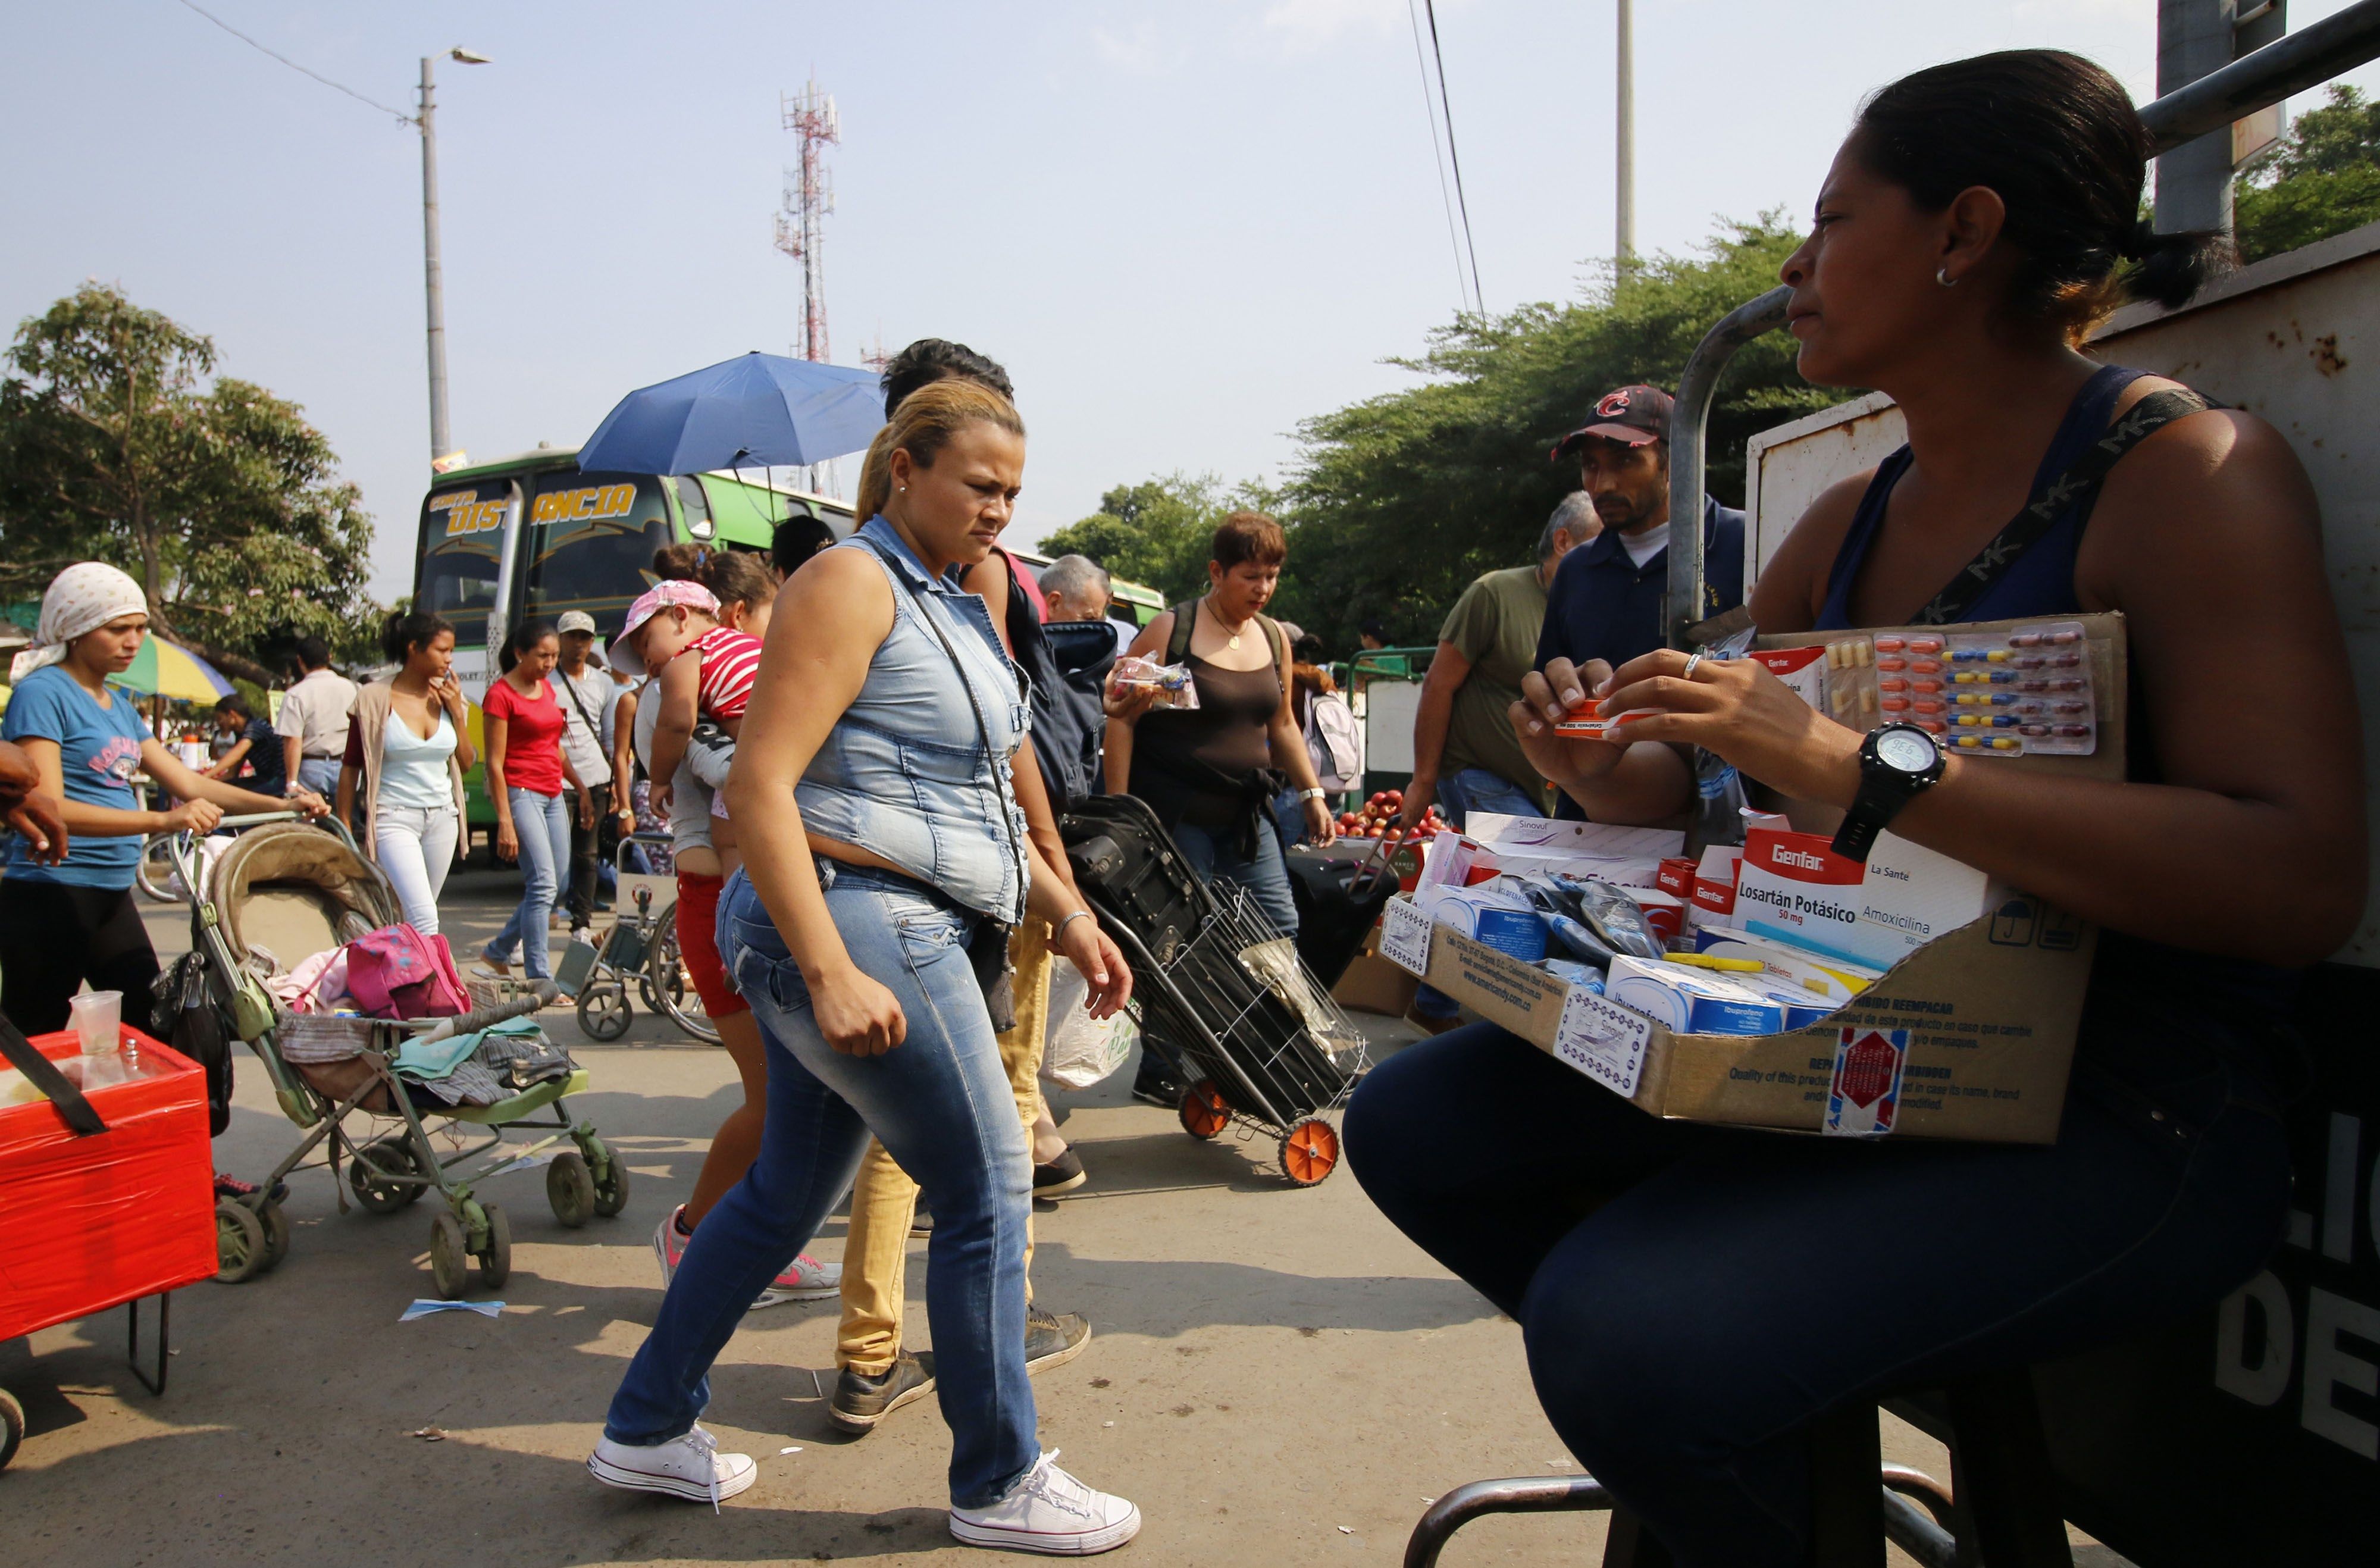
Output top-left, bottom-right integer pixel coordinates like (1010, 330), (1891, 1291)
(1129, 602), (1285, 831)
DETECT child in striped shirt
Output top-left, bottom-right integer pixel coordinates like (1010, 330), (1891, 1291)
(615, 578), (766, 868)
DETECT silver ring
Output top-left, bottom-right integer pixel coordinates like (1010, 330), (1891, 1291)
(1681, 652), (1705, 681)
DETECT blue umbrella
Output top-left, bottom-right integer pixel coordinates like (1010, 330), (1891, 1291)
(575, 352), (885, 474)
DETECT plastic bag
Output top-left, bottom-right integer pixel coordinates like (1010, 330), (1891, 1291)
(1040, 959), (1139, 1090)
(1107, 656), (1200, 711)
(1550, 874), (1667, 962)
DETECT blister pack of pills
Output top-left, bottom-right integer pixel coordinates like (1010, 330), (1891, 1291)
(1872, 621), (2097, 757)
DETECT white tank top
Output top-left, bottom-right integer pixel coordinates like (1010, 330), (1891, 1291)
(380, 707), (458, 811)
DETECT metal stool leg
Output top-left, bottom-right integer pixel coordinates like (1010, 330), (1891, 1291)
(1945, 1373), (2072, 1567)
(1403, 1475), (1614, 1568)
(1810, 1400), (1887, 1567)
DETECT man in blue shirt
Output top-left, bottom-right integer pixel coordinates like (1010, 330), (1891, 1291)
(1533, 384), (1745, 818)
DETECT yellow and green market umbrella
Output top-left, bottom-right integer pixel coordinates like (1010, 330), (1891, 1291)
(108, 636), (235, 702)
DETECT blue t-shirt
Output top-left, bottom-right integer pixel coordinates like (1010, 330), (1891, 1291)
(2, 665), (150, 887)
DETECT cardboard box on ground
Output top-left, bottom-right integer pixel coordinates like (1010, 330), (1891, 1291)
(1380, 612), (2128, 1146)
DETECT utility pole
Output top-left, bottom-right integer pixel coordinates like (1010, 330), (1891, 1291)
(418, 48), (489, 470)
(1615, 0), (1636, 268)
(2156, 0), (2290, 234)
(419, 57), (449, 467)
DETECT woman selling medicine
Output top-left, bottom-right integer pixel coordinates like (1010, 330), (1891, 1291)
(591, 380), (1143, 1554)
(1346, 51), (2363, 1568)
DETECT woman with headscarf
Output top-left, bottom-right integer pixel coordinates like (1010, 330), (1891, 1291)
(0, 563), (326, 1044)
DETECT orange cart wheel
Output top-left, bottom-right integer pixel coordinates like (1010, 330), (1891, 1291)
(1279, 1118), (1340, 1187)
(1178, 1081), (1229, 1141)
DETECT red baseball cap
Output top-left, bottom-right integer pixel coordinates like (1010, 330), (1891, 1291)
(1551, 384), (1673, 459)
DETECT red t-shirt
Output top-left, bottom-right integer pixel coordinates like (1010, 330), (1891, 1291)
(484, 675), (566, 796)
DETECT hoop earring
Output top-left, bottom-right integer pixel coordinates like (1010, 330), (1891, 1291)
(1936, 267), (1958, 287)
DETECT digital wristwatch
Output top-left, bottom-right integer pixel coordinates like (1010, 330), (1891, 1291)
(1830, 722), (1946, 863)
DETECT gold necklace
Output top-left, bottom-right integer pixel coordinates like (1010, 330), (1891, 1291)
(1206, 596), (1244, 649)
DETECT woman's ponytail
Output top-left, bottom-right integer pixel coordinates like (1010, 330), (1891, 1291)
(2121, 217), (2233, 310)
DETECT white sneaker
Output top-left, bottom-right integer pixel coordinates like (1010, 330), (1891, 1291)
(587, 1425), (756, 1510)
(950, 1450), (1141, 1555)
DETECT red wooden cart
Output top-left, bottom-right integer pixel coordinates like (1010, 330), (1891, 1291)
(0, 1026), (216, 1469)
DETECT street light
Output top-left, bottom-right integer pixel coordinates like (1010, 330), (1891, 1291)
(420, 46), (490, 470)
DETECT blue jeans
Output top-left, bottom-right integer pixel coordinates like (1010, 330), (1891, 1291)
(602, 863), (1037, 1510)
(483, 786), (571, 980)
(1413, 768), (1546, 1018)
(297, 756), (342, 798)
(1344, 993), (2290, 1567)
(1432, 765), (1542, 828)
(1172, 818), (1298, 937)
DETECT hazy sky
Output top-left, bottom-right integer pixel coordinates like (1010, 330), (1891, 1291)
(7, 0), (2375, 600)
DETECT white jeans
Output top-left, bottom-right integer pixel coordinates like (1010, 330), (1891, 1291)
(374, 803), (459, 935)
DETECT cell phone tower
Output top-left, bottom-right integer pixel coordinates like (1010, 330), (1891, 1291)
(774, 77), (840, 490)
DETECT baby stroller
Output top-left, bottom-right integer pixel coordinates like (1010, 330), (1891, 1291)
(1060, 794), (1370, 1187)
(165, 813), (629, 1298)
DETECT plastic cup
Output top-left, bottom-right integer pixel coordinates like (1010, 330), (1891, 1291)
(71, 990), (123, 1057)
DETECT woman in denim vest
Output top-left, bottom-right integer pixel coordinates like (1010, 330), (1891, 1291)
(590, 379), (1142, 1555)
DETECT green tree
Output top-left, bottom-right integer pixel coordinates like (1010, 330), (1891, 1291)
(1269, 218), (1834, 649)
(0, 283), (378, 681)
(2235, 84), (2380, 265)
(1040, 473), (1268, 603)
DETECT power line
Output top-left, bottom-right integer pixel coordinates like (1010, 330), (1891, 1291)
(1421, 0), (1484, 316)
(173, 0), (414, 125)
(1404, 0), (1471, 315)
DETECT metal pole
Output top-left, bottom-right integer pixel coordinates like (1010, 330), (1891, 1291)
(1615, 0), (1636, 267)
(419, 55), (450, 465)
(2156, 0), (2241, 233)
(2143, 0), (2373, 151)
(1664, 286), (1790, 649)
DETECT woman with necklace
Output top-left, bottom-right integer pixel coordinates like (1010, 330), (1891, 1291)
(337, 609), (476, 936)
(1104, 511), (1336, 940)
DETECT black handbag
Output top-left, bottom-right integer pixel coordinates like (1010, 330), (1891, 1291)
(155, 953), (233, 1135)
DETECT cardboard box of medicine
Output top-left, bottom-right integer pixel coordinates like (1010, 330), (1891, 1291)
(1377, 611), (2132, 1144)
(1391, 894), (2096, 1143)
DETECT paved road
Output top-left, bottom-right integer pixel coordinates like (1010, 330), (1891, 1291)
(1, 872), (2134, 1565)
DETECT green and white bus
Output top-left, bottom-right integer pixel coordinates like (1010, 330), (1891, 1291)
(412, 448), (853, 840)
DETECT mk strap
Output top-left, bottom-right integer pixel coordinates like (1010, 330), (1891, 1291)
(1911, 388), (2216, 627)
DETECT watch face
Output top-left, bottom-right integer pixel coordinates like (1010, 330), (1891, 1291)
(1875, 727), (1939, 774)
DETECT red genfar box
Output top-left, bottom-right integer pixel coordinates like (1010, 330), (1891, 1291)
(0, 1028), (217, 1343)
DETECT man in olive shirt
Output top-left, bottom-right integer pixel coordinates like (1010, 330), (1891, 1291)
(1400, 494), (1598, 832)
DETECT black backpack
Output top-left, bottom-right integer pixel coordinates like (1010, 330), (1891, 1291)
(993, 553), (1114, 812)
